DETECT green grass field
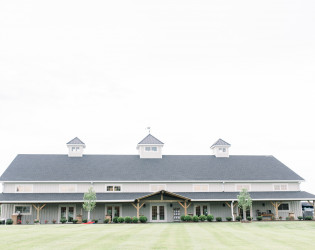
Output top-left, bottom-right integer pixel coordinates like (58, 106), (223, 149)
(1, 222), (315, 249)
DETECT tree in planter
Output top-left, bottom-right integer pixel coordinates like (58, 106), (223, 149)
(83, 187), (97, 222)
(237, 188), (252, 222)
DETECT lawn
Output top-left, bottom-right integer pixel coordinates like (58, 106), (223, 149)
(1, 222), (315, 250)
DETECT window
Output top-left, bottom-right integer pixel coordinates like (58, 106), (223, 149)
(59, 184), (76, 193)
(15, 185), (33, 193)
(145, 147), (151, 151)
(278, 203), (289, 211)
(274, 184), (288, 191)
(222, 148), (226, 152)
(193, 184), (209, 192)
(145, 147), (158, 152)
(236, 184), (251, 191)
(14, 205), (32, 215)
(152, 147), (157, 151)
(150, 184), (166, 192)
(106, 185), (122, 192)
(72, 147), (75, 151)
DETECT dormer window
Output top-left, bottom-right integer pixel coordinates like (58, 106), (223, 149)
(67, 137), (86, 157)
(210, 139), (230, 158)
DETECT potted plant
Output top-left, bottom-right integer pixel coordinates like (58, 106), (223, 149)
(279, 216), (282, 220)
(52, 219), (56, 224)
(45, 220), (49, 224)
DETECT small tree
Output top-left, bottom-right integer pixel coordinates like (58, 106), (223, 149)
(83, 187), (96, 221)
(237, 188), (252, 222)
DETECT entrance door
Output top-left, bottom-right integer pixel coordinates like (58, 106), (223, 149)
(151, 205), (166, 222)
(59, 205), (76, 222)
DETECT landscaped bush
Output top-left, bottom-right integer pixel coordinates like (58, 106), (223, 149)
(132, 217), (139, 223)
(305, 216), (313, 220)
(298, 216), (303, 221)
(72, 219), (78, 224)
(92, 219), (98, 223)
(192, 215), (199, 222)
(117, 217), (124, 223)
(184, 215), (192, 222)
(226, 217), (232, 221)
(113, 217), (119, 223)
(125, 216), (132, 223)
(82, 219), (88, 223)
(236, 216), (241, 221)
(246, 216), (252, 221)
(139, 216), (147, 223)
(104, 219), (110, 224)
(34, 219), (40, 224)
(256, 216), (263, 221)
(199, 215), (207, 222)
(180, 215), (186, 221)
(216, 217), (222, 222)
(60, 218), (67, 224)
(6, 219), (13, 225)
(207, 214), (214, 222)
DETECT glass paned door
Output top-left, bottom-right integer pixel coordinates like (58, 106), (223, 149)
(151, 205), (166, 222)
(68, 207), (74, 222)
(114, 206), (120, 217)
(61, 207), (67, 219)
(106, 206), (113, 219)
(152, 206), (158, 221)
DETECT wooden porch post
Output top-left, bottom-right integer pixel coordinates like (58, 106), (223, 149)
(271, 201), (281, 220)
(178, 200), (191, 216)
(131, 201), (145, 219)
(32, 204), (46, 221)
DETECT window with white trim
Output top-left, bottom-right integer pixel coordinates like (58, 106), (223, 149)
(278, 203), (289, 211)
(193, 184), (209, 192)
(15, 184), (33, 193)
(59, 184), (76, 193)
(106, 185), (122, 192)
(14, 205), (32, 215)
(236, 184), (251, 191)
(150, 184), (166, 192)
(274, 184), (288, 191)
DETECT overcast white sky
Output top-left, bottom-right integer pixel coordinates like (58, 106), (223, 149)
(0, 1), (315, 194)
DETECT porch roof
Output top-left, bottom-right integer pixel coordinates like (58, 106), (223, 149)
(0, 191), (314, 203)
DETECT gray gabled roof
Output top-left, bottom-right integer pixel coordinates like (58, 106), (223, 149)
(67, 137), (85, 145)
(138, 134), (164, 145)
(0, 191), (314, 203)
(0, 154), (304, 182)
(211, 138), (230, 148)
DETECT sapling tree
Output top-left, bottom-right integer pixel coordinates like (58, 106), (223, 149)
(83, 187), (97, 221)
(237, 188), (252, 222)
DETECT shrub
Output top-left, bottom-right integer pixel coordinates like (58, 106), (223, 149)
(279, 216), (282, 220)
(246, 216), (252, 221)
(305, 216), (313, 220)
(180, 215), (186, 221)
(125, 216), (132, 223)
(236, 216), (241, 221)
(26, 220), (30, 224)
(82, 219), (88, 223)
(199, 215), (207, 222)
(113, 217), (119, 223)
(256, 216), (263, 221)
(226, 217), (232, 221)
(72, 219), (78, 224)
(104, 218), (110, 223)
(285, 217), (290, 221)
(34, 219), (40, 224)
(117, 217), (125, 223)
(192, 215), (199, 222)
(92, 219), (98, 223)
(52, 219), (56, 224)
(60, 218), (67, 224)
(216, 217), (222, 222)
(298, 216), (303, 221)
(139, 216), (147, 223)
(6, 219), (13, 225)
(207, 214), (214, 222)
(184, 215), (192, 222)
(132, 217), (139, 223)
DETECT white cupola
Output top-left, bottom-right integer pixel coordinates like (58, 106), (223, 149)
(66, 137), (86, 157)
(137, 134), (164, 159)
(210, 138), (230, 158)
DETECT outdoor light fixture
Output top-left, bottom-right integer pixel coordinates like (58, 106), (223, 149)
(223, 203), (225, 207)
(262, 203), (265, 207)
(170, 204), (173, 207)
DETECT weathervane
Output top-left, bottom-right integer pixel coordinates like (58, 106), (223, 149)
(146, 127), (151, 134)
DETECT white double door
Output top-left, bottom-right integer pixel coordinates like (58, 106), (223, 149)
(59, 205), (76, 223)
(151, 204), (166, 222)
